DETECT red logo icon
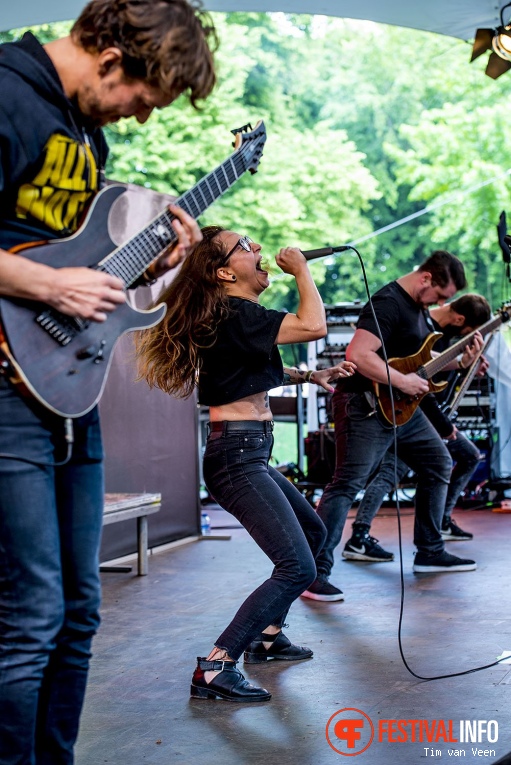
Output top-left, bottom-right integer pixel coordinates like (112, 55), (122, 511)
(326, 708), (375, 756)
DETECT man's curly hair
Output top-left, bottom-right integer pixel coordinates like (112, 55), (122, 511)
(72, 0), (217, 107)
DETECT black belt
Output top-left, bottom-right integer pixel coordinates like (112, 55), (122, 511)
(208, 420), (274, 434)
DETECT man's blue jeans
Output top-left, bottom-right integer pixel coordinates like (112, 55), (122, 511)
(203, 423), (326, 660)
(355, 429), (481, 528)
(0, 379), (103, 765)
(315, 391), (452, 578)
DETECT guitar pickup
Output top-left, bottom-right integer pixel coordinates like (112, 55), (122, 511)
(36, 309), (86, 346)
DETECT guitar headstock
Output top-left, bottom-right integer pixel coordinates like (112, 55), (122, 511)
(231, 120), (266, 175)
(499, 301), (511, 321)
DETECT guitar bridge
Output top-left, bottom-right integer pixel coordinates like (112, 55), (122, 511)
(36, 309), (88, 346)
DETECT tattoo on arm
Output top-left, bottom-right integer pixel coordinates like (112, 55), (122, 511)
(282, 366), (307, 385)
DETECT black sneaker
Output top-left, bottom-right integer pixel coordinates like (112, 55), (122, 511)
(413, 550), (476, 573)
(441, 518), (473, 541)
(342, 533), (394, 562)
(301, 577), (344, 601)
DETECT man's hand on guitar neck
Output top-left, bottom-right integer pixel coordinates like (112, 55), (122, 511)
(438, 330), (485, 372)
(142, 205), (202, 282)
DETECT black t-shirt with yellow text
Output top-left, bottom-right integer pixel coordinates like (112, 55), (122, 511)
(0, 32), (107, 251)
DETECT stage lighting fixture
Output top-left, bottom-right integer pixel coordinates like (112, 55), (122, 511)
(471, 2), (511, 79)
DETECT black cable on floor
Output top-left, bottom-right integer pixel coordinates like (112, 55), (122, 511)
(351, 246), (509, 681)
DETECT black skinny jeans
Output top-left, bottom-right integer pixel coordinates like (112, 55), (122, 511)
(203, 422), (326, 661)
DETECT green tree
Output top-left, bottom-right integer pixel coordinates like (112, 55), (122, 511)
(5, 11), (511, 310)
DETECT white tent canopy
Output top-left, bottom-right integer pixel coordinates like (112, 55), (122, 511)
(0, 0), (510, 40)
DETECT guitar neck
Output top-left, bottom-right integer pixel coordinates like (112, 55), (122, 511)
(422, 313), (505, 379)
(95, 147), (251, 287)
(446, 334), (494, 417)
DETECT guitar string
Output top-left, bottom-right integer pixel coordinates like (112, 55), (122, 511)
(97, 140), (261, 286)
(99, 153), (243, 284)
(33, 134), (264, 341)
(352, 244), (511, 681)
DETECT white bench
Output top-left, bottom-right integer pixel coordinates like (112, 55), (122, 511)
(101, 492), (161, 576)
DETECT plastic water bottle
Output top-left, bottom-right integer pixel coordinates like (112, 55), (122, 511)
(201, 510), (211, 535)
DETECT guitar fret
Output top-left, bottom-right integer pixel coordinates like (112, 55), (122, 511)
(94, 123), (266, 287)
(203, 177), (216, 201)
(195, 182), (209, 210)
(210, 170), (224, 195)
(180, 192), (200, 219)
(220, 164), (230, 189)
(197, 179), (213, 206)
(233, 154), (246, 175)
(225, 158), (237, 184)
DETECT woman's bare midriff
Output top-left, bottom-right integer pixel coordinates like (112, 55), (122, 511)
(209, 391), (273, 422)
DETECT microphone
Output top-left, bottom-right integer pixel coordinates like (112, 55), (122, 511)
(301, 245), (352, 261)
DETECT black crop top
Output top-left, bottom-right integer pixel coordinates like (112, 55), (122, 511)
(198, 297), (286, 406)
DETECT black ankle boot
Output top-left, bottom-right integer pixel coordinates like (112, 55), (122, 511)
(244, 631), (313, 664)
(190, 658), (271, 702)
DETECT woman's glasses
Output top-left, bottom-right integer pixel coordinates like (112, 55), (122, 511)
(222, 235), (253, 264)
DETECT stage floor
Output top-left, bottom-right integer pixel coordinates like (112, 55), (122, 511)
(77, 507), (511, 765)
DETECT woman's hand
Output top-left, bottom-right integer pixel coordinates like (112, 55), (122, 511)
(275, 247), (308, 276)
(311, 361), (357, 392)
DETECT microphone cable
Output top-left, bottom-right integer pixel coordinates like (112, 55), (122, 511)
(340, 245), (510, 680)
(0, 417), (74, 467)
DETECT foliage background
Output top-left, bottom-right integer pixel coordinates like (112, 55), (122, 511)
(4, 12), (511, 464)
(3, 12), (511, 356)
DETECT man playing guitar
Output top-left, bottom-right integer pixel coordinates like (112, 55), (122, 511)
(341, 293), (491, 564)
(0, 2), (216, 762)
(302, 251), (483, 602)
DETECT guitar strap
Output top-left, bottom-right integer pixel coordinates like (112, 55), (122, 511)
(423, 309), (436, 334)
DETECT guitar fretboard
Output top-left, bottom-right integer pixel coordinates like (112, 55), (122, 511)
(94, 137), (260, 287)
(421, 311), (507, 379)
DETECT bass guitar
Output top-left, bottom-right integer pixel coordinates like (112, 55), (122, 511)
(374, 303), (510, 426)
(0, 121), (266, 418)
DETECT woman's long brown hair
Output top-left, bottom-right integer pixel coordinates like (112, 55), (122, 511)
(136, 225), (230, 398)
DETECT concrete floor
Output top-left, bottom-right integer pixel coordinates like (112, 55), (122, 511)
(76, 507), (511, 765)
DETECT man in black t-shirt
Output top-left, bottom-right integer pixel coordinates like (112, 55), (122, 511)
(0, 3), (217, 762)
(302, 252), (483, 602)
(341, 293), (491, 563)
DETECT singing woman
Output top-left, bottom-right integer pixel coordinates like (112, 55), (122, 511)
(137, 226), (355, 703)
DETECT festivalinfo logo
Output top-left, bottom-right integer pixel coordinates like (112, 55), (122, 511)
(325, 708), (499, 757)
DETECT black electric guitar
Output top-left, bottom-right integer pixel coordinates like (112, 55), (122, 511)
(0, 121), (266, 417)
(374, 303), (510, 426)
